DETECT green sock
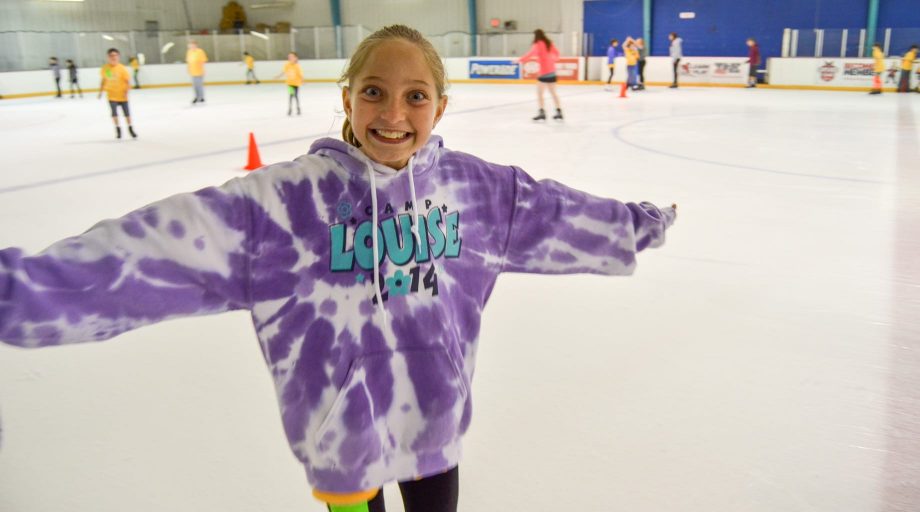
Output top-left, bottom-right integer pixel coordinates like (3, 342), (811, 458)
(328, 502), (370, 512)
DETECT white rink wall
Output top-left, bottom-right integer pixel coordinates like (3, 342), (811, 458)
(13, 56), (911, 97)
(0, 58), (501, 96)
(585, 56), (751, 84)
(768, 56), (920, 88)
(2, 55), (759, 97)
(0, 60), (349, 97)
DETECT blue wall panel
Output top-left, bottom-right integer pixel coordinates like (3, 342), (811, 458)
(878, 0), (920, 55)
(878, 0), (920, 28)
(649, 0), (867, 59)
(583, 0), (644, 56)
(582, 0), (918, 60)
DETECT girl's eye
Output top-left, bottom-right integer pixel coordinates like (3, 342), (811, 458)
(363, 87), (381, 98)
(408, 91), (429, 102)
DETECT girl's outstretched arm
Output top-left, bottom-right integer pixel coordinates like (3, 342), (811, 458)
(500, 167), (676, 276)
(0, 179), (254, 348)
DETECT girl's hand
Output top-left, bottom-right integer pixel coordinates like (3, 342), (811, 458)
(672, 203), (678, 211)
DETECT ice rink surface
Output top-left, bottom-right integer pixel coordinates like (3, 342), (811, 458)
(1, 82), (918, 511)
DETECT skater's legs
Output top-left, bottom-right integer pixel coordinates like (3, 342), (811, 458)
(547, 83), (561, 109)
(192, 76), (205, 100)
(109, 101), (120, 126)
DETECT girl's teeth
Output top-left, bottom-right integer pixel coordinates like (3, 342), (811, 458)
(376, 130), (407, 139)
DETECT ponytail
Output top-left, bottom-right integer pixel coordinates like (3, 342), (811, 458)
(341, 116), (361, 148)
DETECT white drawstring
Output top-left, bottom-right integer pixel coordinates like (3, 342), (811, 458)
(406, 157), (423, 250)
(367, 154), (437, 319)
(406, 156), (441, 276)
(367, 163), (387, 320)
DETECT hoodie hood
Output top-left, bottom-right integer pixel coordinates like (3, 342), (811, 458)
(308, 135), (444, 179)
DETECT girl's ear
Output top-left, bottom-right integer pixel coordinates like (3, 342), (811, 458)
(433, 95), (449, 127)
(342, 86), (352, 119)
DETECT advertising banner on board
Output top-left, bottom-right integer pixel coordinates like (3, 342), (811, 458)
(768, 57), (920, 88)
(520, 57), (581, 80)
(676, 58), (749, 84)
(814, 58), (901, 86)
(468, 60), (520, 79)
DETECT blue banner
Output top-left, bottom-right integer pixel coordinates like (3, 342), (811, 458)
(468, 60), (520, 79)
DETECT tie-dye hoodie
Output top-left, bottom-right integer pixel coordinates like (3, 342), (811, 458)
(0, 135), (675, 497)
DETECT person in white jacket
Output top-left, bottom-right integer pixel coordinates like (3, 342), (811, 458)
(669, 32), (683, 88)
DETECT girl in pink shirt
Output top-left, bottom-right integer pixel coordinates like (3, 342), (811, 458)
(519, 29), (563, 121)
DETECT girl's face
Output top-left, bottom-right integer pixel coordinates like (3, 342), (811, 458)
(288, 53), (297, 63)
(342, 39), (448, 170)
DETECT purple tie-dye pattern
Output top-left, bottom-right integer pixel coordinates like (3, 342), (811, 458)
(168, 220), (186, 239)
(142, 209), (159, 228)
(0, 135), (674, 495)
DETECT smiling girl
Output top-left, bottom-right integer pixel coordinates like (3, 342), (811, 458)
(0, 25), (676, 512)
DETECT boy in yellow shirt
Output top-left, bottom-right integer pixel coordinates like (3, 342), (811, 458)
(899, 45), (917, 93)
(623, 37), (640, 90)
(243, 51), (260, 84)
(97, 48), (137, 139)
(275, 52), (303, 116)
(186, 40), (208, 104)
(870, 42), (884, 95)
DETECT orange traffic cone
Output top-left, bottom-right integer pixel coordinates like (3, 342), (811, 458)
(244, 132), (263, 171)
(619, 83), (628, 99)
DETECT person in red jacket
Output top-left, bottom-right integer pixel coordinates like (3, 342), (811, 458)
(519, 29), (563, 121)
(746, 38), (761, 88)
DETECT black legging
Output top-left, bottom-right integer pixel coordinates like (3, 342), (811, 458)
(899, 69), (912, 92)
(330, 466), (460, 512)
(607, 66), (615, 84)
(638, 58), (646, 84)
(672, 58), (680, 86)
(70, 79), (82, 96)
(288, 85), (301, 112)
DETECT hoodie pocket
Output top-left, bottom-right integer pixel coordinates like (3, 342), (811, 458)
(313, 346), (469, 470)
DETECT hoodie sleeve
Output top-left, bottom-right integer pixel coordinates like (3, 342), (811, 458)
(500, 167), (675, 276)
(0, 179), (253, 349)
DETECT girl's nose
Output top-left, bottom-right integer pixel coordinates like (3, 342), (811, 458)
(379, 98), (406, 123)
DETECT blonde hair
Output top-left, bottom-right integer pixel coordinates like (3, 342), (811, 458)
(339, 25), (446, 148)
